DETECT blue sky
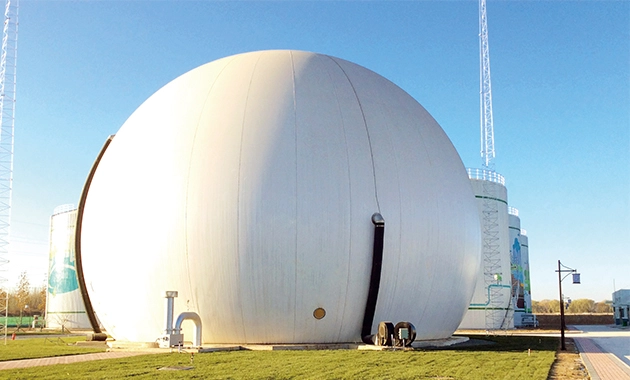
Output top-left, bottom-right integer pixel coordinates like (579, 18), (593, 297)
(9, 0), (629, 302)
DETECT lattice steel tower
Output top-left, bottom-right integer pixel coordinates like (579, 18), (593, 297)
(0, 0), (17, 277)
(479, 0), (495, 170)
(478, 0), (507, 331)
(0, 0), (18, 343)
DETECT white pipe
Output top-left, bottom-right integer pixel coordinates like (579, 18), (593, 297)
(174, 312), (202, 347)
(164, 291), (178, 334)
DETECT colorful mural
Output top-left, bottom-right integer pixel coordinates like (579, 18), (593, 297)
(48, 254), (79, 295)
(510, 237), (525, 311)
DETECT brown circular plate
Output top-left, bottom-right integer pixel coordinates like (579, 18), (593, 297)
(313, 308), (326, 320)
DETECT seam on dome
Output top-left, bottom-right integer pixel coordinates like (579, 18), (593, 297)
(326, 55), (381, 214)
(322, 54), (354, 341)
(236, 52), (264, 342)
(377, 93), (404, 317)
(290, 50), (298, 342)
(184, 56), (238, 322)
(390, 94), (439, 326)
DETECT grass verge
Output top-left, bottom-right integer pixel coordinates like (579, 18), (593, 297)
(0, 335), (557, 379)
(0, 337), (105, 362)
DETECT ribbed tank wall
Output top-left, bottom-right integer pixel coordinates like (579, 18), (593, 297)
(46, 207), (91, 329)
(459, 178), (511, 329)
(520, 233), (531, 313)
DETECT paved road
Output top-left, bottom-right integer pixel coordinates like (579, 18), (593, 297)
(571, 325), (630, 380)
(0, 351), (155, 370)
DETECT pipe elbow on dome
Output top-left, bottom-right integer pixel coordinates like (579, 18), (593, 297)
(371, 213), (384, 226)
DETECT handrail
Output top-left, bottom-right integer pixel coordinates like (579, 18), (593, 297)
(53, 204), (75, 216)
(466, 168), (505, 185)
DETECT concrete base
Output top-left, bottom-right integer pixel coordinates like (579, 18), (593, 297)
(106, 335), (468, 352)
(75, 341), (108, 348)
(107, 341), (159, 350)
(198, 346), (243, 353)
(199, 343), (356, 352)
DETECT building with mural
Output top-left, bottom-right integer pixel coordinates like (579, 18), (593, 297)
(46, 205), (91, 330)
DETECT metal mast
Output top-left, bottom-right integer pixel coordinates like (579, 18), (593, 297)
(0, 0), (17, 277)
(0, 0), (18, 343)
(479, 0), (494, 170)
(478, 0), (506, 331)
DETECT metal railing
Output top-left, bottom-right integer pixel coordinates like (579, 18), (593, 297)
(53, 204), (75, 215)
(466, 168), (505, 185)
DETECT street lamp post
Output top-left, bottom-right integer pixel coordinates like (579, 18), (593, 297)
(556, 260), (580, 351)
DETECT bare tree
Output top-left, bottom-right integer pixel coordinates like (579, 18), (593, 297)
(28, 286), (46, 316)
(533, 298), (613, 314)
(532, 299), (560, 313)
(15, 272), (30, 329)
(594, 301), (612, 313)
(567, 299), (596, 313)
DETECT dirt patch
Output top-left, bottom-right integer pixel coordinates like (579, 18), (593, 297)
(547, 339), (589, 380)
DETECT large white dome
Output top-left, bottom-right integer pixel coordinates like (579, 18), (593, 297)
(80, 50), (481, 344)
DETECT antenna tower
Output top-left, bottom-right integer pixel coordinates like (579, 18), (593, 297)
(0, 0), (18, 343)
(479, 0), (495, 170)
(478, 0), (507, 331)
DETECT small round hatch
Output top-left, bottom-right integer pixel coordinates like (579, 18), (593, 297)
(313, 308), (326, 320)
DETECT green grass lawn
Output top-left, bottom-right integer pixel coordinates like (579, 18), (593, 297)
(0, 335), (557, 379)
(0, 337), (105, 361)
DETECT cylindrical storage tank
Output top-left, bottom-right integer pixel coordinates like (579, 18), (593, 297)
(46, 205), (91, 330)
(80, 50), (481, 344)
(508, 208), (524, 326)
(459, 169), (512, 330)
(520, 231), (532, 313)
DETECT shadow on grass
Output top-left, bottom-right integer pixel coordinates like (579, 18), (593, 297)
(434, 335), (558, 353)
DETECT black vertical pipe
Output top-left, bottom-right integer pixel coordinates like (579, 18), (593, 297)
(361, 212), (385, 344)
(74, 135), (115, 333)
